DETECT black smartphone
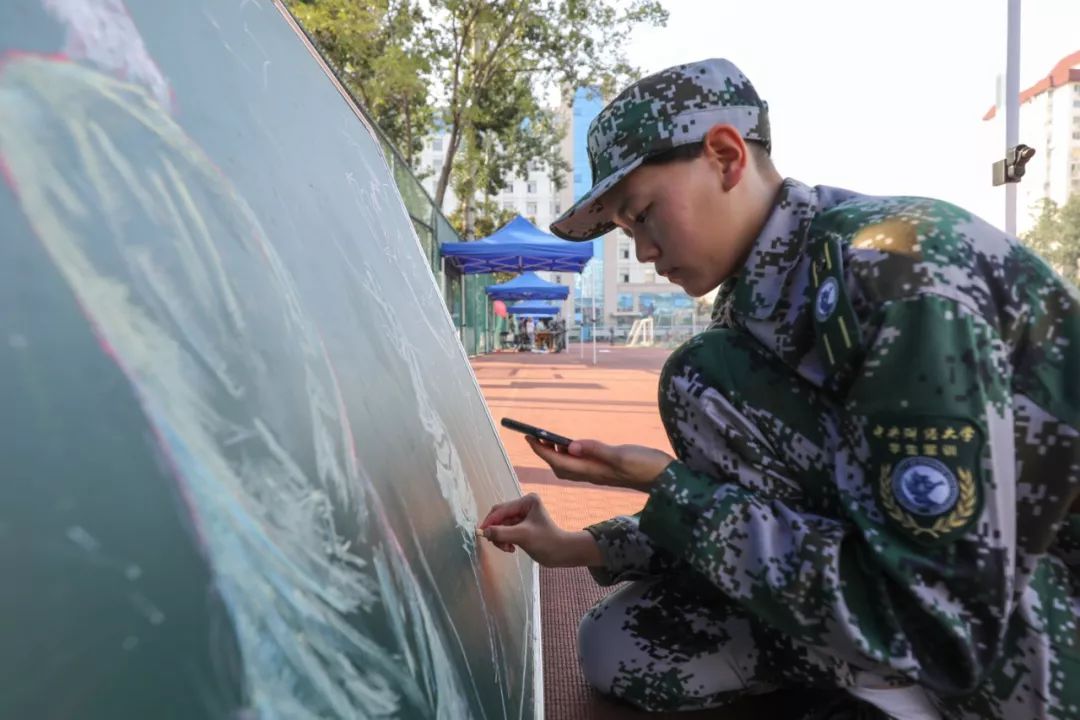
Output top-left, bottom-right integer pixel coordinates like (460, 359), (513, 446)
(500, 417), (573, 448)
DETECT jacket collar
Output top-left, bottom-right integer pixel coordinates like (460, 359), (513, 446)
(713, 178), (819, 324)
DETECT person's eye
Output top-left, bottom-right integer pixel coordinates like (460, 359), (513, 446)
(634, 205), (652, 225)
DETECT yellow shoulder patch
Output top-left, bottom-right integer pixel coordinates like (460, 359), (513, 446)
(851, 219), (923, 258)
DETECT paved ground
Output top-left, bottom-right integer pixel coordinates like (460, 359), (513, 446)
(474, 344), (673, 719)
(472, 343), (672, 530)
(471, 344), (797, 719)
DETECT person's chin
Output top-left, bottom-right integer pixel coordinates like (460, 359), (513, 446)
(671, 274), (702, 296)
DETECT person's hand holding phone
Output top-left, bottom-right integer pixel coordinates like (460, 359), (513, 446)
(526, 436), (674, 492)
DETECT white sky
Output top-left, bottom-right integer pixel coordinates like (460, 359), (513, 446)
(624, 0), (1080, 229)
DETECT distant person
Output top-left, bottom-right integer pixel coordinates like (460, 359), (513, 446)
(510, 315), (524, 349)
(499, 315), (514, 350)
(479, 58), (1080, 718)
(555, 318), (566, 352)
(524, 317), (535, 348)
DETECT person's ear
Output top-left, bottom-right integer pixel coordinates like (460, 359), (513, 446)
(702, 124), (749, 191)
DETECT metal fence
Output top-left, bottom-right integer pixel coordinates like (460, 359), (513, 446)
(283, 6), (496, 356)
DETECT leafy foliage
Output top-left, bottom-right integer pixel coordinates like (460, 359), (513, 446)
(289, 0), (668, 236)
(447, 198), (517, 241)
(1022, 196), (1080, 288)
(288, 0), (432, 167)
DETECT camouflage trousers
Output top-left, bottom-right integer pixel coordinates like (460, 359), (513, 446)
(577, 567), (942, 718)
(579, 329), (941, 717)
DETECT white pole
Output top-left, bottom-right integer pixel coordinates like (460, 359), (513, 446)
(1005, 0), (1021, 236)
(579, 267), (586, 359)
(591, 288), (597, 365)
(460, 274), (467, 348)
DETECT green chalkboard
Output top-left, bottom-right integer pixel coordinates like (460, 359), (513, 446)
(0, 2), (538, 718)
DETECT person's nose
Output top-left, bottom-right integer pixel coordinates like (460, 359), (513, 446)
(634, 233), (660, 264)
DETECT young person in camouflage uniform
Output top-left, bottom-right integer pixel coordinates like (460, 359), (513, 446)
(479, 58), (1080, 719)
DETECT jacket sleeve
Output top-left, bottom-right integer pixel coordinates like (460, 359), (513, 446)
(583, 513), (676, 586)
(637, 295), (1015, 694)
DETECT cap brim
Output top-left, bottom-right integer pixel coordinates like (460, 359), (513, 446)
(549, 157), (645, 241)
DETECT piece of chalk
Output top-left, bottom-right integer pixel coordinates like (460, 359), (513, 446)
(474, 528), (485, 538)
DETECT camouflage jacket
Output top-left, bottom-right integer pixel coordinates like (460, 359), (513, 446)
(589, 178), (1080, 716)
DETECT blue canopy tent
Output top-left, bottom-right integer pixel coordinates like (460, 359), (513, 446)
(485, 271), (569, 301)
(440, 216), (593, 273)
(507, 300), (559, 317)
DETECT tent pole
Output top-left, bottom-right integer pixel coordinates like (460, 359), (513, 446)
(579, 268), (586, 360)
(591, 290), (597, 366)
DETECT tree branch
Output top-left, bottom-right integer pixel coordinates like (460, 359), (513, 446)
(474, 0), (525, 86)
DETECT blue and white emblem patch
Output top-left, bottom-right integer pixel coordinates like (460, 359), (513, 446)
(870, 418), (982, 543)
(891, 457), (959, 517)
(814, 276), (839, 322)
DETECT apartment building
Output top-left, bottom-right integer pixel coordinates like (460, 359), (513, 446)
(984, 49), (1080, 234)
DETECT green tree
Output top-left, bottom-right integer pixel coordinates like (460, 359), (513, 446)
(448, 197), (516, 240)
(288, 0), (432, 167)
(289, 0), (668, 236)
(430, 0), (668, 231)
(1022, 196), (1080, 287)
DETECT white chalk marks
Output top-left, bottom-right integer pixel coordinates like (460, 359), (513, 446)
(43, 0), (174, 110)
(0, 43), (533, 718)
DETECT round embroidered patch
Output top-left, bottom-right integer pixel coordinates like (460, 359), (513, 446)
(892, 457), (959, 517)
(814, 277), (839, 322)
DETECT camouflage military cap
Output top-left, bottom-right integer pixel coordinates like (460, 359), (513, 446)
(550, 58), (770, 241)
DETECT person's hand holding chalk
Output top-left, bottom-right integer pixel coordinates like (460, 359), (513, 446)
(477, 493), (602, 568)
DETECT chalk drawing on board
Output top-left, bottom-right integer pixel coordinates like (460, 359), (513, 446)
(201, 2), (275, 92)
(43, 0), (174, 110)
(322, 38), (539, 714)
(220, 8), (537, 710)
(2, 0), (538, 715)
(0, 55), (495, 718)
